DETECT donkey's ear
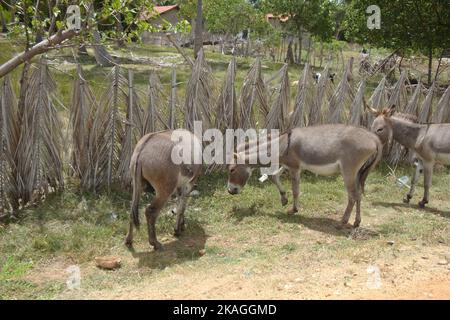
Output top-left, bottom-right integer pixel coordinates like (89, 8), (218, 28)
(363, 97), (378, 115)
(368, 106), (379, 115)
(386, 105), (396, 117)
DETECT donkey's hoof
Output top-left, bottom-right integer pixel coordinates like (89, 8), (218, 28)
(403, 195), (411, 204)
(152, 242), (164, 251)
(124, 239), (133, 248)
(287, 207), (298, 215)
(338, 222), (352, 230)
(418, 200), (428, 208)
(281, 197), (288, 207)
(174, 228), (183, 237)
(353, 221), (361, 228)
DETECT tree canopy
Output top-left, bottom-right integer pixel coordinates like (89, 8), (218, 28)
(344, 0), (450, 83)
(261, 0), (344, 42)
(344, 0), (450, 51)
(177, 0), (269, 36)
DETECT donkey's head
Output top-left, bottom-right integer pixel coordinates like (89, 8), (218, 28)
(227, 156), (253, 195)
(370, 105), (396, 144)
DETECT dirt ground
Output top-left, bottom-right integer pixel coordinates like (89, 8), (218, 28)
(26, 228), (449, 300)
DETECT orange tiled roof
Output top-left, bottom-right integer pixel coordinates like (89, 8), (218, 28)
(139, 4), (179, 20)
(154, 5), (179, 14)
(266, 13), (289, 22)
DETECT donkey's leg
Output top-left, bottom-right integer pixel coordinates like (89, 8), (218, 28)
(145, 195), (169, 251)
(174, 185), (190, 237)
(125, 177), (143, 248)
(125, 221), (135, 248)
(269, 173), (288, 206)
(419, 161), (434, 208)
(288, 169), (300, 214)
(404, 159), (423, 203)
(354, 199), (362, 228)
(341, 168), (360, 226)
(341, 197), (356, 225)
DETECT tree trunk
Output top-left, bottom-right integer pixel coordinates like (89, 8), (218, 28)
(306, 36), (312, 64)
(434, 49), (444, 82)
(297, 31), (303, 64)
(286, 39), (295, 64)
(427, 46), (433, 85)
(35, 29), (43, 43)
(193, 0), (203, 58)
(0, 9), (7, 33)
(17, 62), (30, 116)
(294, 42), (298, 63)
(245, 29), (251, 57)
(115, 14), (125, 47)
(319, 41), (324, 67)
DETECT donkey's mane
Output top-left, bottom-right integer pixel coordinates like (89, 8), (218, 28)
(392, 112), (418, 123)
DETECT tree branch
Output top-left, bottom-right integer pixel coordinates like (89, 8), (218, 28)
(0, 29), (77, 78)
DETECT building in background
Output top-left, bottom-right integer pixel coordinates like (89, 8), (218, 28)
(265, 13), (289, 30)
(140, 5), (187, 45)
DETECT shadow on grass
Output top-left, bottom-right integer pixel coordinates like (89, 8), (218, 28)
(275, 213), (353, 238)
(128, 220), (207, 270)
(194, 170), (228, 199)
(372, 201), (450, 218)
(230, 204), (259, 223)
(230, 204), (375, 238)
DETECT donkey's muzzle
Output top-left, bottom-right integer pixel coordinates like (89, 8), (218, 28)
(227, 186), (240, 195)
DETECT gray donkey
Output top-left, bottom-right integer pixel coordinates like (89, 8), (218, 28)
(227, 125), (383, 227)
(370, 106), (450, 207)
(125, 130), (202, 250)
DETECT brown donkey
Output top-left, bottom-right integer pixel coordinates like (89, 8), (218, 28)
(227, 125), (383, 227)
(125, 130), (202, 250)
(370, 106), (450, 207)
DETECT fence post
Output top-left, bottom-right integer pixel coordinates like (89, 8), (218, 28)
(128, 69), (134, 128)
(107, 66), (119, 188)
(148, 73), (155, 133)
(169, 68), (177, 129)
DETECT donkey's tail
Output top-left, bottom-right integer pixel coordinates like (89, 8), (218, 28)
(358, 139), (383, 194)
(130, 146), (146, 228)
(129, 133), (156, 228)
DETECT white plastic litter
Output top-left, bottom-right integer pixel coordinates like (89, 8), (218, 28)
(66, 265), (81, 290)
(396, 176), (410, 188)
(366, 265), (382, 289)
(258, 166), (284, 183)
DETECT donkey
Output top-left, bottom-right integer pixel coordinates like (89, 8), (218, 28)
(370, 106), (450, 207)
(125, 130), (202, 250)
(227, 125), (383, 227)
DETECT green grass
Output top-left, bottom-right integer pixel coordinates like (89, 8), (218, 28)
(0, 163), (448, 299)
(0, 39), (449, 299)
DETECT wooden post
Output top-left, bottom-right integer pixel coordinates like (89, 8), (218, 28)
(169, 68), (177, 129)
(193, 0), (203, 58)
(147, 73), (156, 133)
(107, 66), (119, 188)
(128, 69), (134, 153)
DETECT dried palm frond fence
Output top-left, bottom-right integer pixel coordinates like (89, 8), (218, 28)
(184, 49), (217, 131)
(239, 58), (270, 129)
(1, 54), (450, 218)
(0, 61), (64, 216)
